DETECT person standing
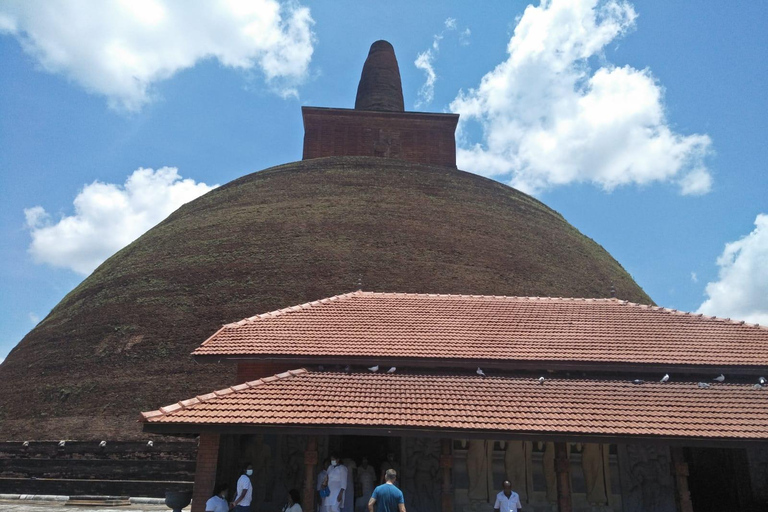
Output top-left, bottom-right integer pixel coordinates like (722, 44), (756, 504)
(379, 453), (401, 486)
(317, 458), (330, 512)
(206, 483), (230, 512)
(493, 481), (522, 512)
(357, 457), (377, 510)
(282, 489), (303, 512)
(326, 454), (348, 512)
(232, 463), (254, 511)
(368, 469), (405, 512)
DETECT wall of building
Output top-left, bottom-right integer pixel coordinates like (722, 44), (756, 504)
(0, 440), (195, 497)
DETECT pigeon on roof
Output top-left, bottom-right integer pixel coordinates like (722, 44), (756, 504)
(698, 382), (711, 389)
(714, 374), (725, 382)
(387, 367), (396, 373)
(660, 374), (669, 383)
(538, 376), (545, 384)
(368, 365), (379, 372)
(477, 367), (486, 377)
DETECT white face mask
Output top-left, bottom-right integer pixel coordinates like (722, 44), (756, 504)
(246, 469), (254, 476)
(331, 460), (338, 466)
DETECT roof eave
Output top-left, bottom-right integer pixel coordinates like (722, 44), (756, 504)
(141, 422), (768, 449)
(190, 354), (768, 376)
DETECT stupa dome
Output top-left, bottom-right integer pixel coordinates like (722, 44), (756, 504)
(0, 42), (651, 440)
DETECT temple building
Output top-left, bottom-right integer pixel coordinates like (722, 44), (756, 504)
(140, 41), (767, 512)
(142, 292), (768, 512)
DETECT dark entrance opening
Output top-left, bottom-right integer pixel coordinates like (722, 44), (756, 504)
(686, 447), (755, 511)
(328, 435), (400, 477)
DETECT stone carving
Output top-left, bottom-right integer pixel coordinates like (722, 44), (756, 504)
(354, 40), (405, 112)
(503, 441), (532, 504)
(464, 440), (495, 502)
(618, 444), (676, 512)
(581, 443), (610, 505)
(409, 438), (440, 512)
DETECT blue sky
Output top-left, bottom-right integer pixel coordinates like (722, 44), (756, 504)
(1, 0), (767, 361)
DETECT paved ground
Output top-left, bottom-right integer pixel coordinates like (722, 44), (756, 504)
(0, 500), (189, 511)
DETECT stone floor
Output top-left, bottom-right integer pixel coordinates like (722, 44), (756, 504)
(0, 500), (189, 511)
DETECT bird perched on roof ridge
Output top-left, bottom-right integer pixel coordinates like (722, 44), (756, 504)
(632, 379), (645, 385)
(538, 376), (545, 385)
(387, 367), (396, 373)
(99, 440), (107, 448)
(660, 374), (669, 383)
(759, 376), (766, 385)
(147, 440), (154, 447)
(753, 383), (763, 390)
(698, 382), (711, 389)
(713, 374), (725, 382)
(368, 365), (379, 372)
(476, 367), (486, 377)
(344, 365), (351, 374)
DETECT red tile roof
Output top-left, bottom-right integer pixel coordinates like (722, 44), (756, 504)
(141, 369), (768, 441)
(192, 291), (768, 368)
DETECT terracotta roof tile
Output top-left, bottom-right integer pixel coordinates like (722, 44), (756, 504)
(141, 370), (768, 440)
(192, 291), (768, 367)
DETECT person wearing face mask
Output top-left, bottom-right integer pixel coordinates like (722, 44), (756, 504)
(325, 455), (348, 512)
(232, 463), (254, 511)
(206, 483), (230, 512)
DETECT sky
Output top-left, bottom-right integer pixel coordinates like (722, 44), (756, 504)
(1, 0), (767, 362)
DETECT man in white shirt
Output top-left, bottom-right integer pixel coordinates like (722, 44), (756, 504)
(232, 463), (254, 511)
(494, 481), (522, 512)
(326, 454), (348, 512)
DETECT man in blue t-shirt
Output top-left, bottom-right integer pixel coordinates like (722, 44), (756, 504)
(368, 469), (406, 512)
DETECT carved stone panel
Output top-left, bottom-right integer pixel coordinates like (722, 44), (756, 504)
(617, 444), (676, 512)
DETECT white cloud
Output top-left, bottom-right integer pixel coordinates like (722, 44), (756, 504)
(28, 312), (40, 324)
(415, 50), (437, 107)
(449, 0), (712, 195)
(25, 167), (217, 275)
(698, 214), (768, 325)
(414, 17), (469, 108)
(690, 272), (698, 283)
(0, 0), (315, 111)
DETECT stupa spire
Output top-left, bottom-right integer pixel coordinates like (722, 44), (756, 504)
(354, 40), (404, 112)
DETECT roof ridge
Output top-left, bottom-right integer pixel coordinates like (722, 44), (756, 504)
(226, 291), (364, 327)
(361, 291), (622, 302)
(616, 299), (767, 330)
(139, 368), (309, 422)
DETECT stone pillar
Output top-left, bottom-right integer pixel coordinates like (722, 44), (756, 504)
(192, 433), (220, 512)
(441, 439), (454, 512)
(670, 447), (694, 512)
(304, 436), (318, 512)
(554, 442), (572, 512)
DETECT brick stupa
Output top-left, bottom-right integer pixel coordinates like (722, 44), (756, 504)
(302, 40), (459, 167)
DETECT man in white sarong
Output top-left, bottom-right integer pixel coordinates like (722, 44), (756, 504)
(326, 454), (348, 512)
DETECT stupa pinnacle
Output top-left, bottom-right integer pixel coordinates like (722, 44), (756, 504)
(354, 40), (405, 112)
(302, 40), (459, 167)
